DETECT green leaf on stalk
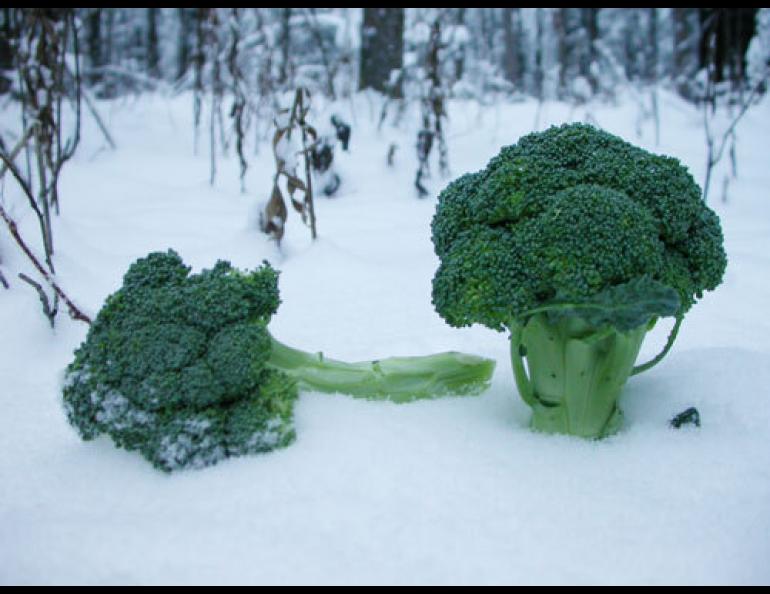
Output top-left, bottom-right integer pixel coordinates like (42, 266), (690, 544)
(526, 276), (681, 332)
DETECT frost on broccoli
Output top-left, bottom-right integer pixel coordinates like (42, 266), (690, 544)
(64, 250), (496, 471)
(431, 123), (727, 438)
(63, 251), (297, 472)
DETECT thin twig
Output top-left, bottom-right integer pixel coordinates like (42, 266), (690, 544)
(709, 76), (766, 167)
(702, 54), (768, 201)
(303, 8), (337, 100)
(0, 139), (54, 272)
(0, 126), (37, 180)
(18, 272), (59, 327)
(227, 8), (248, 192)
(65, 64), (116, 150)
(0, 203), (91, 324)
(52, 12), (82, 213)
(297, 89), (317, 240)
(34, 125), (55, 263)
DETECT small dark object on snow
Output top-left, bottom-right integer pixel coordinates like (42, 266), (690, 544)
(310, 140), (341, 196)
(417, 129), (434, 164)
(387, 143), (398, 167)
(321, 173), (341, 197)
(331, 115), (351, 151)
(311, 141), (334, 174)
(670, 407), (701, 429)
(415, 129), (434, 198)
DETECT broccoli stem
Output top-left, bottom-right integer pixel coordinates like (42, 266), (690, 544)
(630, 314), (682, 376)
(510, 314), (648, 439)
(267, 334), (495, 403)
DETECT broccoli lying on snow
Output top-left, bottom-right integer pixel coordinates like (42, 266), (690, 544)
(431, 123), (726, 439)
(64, 251), (495, 471)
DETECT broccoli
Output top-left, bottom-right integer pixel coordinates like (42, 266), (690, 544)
(431, 123), (726, 439)
(63, 250), (495, 471)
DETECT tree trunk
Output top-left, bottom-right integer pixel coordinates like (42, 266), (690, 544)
(533, 8), (544, 100)
(647, 8), (658, 84)
(147, 8), (160, 78)
(453, 8), (466, 82)
(192, 8), (209, 155)
(177, 8), (192, 80)
(0, 8), (16, 94)
(673, 8), (699, 98)
(359, 8), (404, 97)
(502, 8), (523, 90)
(86, 8), (102, 85)
(699, 8), (757, 86)
(580, 8), (599, 92)
(554, 8), (568, 98)
(479, 9), (494, 66)
(0, 9), (11, 65)
(104, 9), (114, 67)
(624, 10), (640, 82)
(278, 8), (292, 86)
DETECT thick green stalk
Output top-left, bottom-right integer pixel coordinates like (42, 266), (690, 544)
(510, 314), (647, 438)
(267, 334), (495, 403)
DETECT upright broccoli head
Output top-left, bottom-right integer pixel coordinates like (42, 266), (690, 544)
(63, 250), (297, 472)
(431, 124), (727, 439)
(431, 123), (727, 331)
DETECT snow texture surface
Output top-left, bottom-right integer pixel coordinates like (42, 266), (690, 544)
(1, 91), (769, 585)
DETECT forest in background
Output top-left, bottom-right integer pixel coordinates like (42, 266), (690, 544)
(2, 8), (765, 104)
(0, 8), (769, 325)
(2, 9), (764, 100)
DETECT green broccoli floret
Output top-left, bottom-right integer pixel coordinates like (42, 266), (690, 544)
(63, 251), (296, 472)
(431, 123), (727, 438)
(64, 250), (495, 471)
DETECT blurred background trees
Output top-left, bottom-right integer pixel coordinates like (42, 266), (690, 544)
(0, 8), (763, 105)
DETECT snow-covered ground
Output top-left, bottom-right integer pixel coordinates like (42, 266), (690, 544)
(1, 90), (769, 585)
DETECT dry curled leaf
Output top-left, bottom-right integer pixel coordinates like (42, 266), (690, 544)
(286, 174), (307, 194)
(272, 128), (286, 149)
(260, 182), (288, 243)
(291, 197), (306, 219)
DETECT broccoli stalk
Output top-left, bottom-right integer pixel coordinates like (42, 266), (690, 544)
(431, 123), (726, 439)
(63, 251), (495, 471)
(510, 316), (648, 438)
(507, 278), (684, 438)
(268, 336), (495, 403)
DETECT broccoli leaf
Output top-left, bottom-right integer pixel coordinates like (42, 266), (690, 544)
(523, 276), (681, 332)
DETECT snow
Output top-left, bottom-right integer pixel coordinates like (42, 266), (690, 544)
(1, 90), (770, 585)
